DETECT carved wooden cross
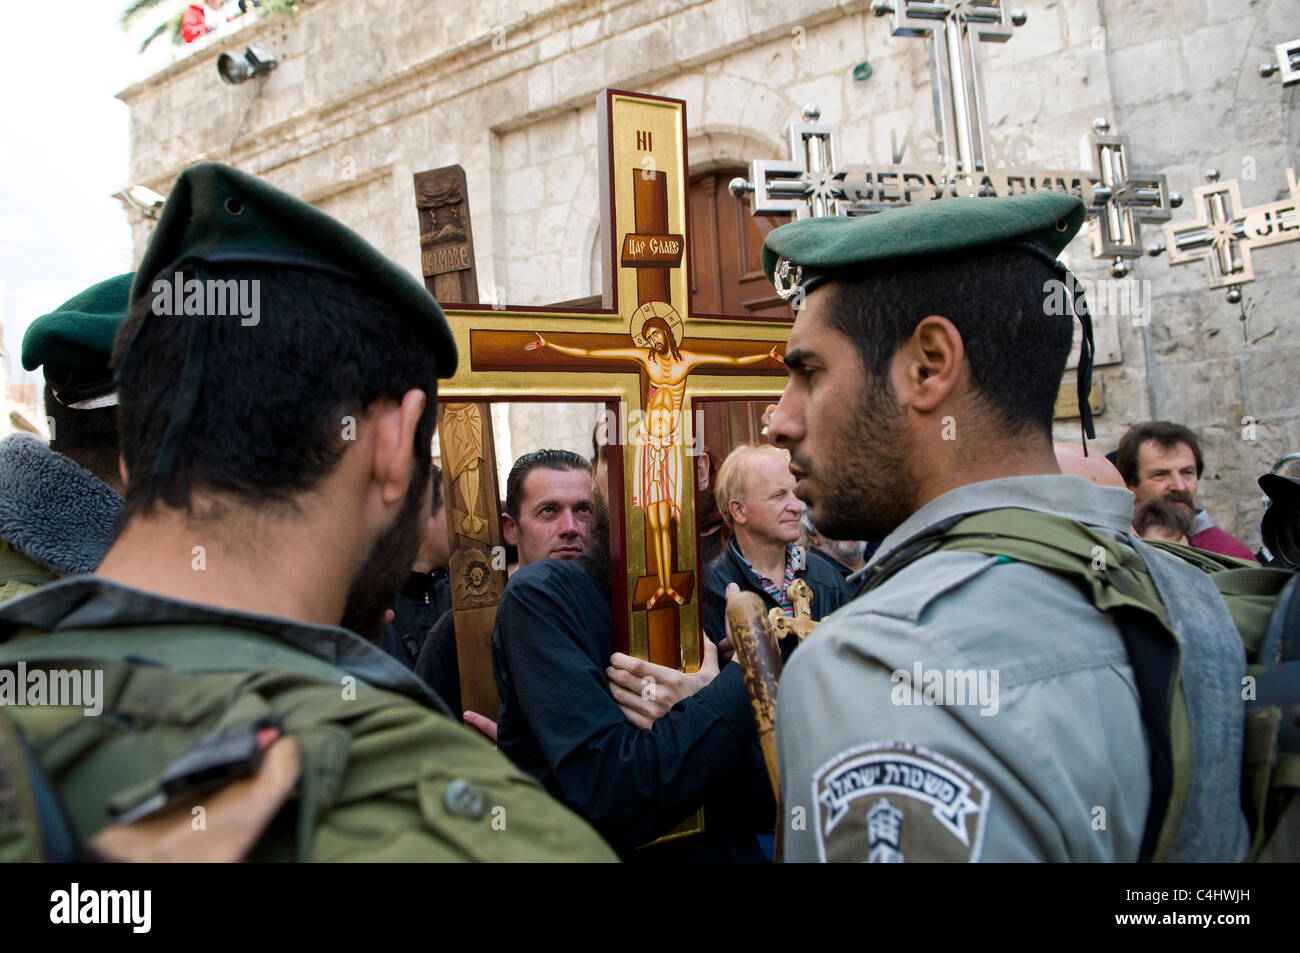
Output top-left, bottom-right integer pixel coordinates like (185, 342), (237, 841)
(768, 578), (819, 643)
(437, 90), (790, 694)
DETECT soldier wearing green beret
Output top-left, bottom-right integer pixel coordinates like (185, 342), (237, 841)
(763, 193), (1249, 862)
(0, 163), (616, 862)
(0, 275), (129, 602)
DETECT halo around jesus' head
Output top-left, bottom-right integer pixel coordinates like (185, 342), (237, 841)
(630, 300), (684, 350)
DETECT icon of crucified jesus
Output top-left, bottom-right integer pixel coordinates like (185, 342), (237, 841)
(525, 301), (781, 609)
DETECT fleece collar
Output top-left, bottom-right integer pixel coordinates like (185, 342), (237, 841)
(0, 434), (121, 575)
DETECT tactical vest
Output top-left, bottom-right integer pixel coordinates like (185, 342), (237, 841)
(0, 623), (617, 862)
(857, 507), (1299, 863)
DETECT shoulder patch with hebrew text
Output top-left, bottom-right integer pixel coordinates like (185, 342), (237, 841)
(811, 741), (990, 862)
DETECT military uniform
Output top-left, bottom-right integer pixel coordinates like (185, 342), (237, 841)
(0, 576), (616, 861)
(761, 193), (1250, 863)
(0, 162), (617, 862)
(777, 476), (1247, 861)
(0, 274), (129, 601)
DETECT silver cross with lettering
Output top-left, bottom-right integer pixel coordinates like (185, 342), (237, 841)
(872, 0), (1025, 174)
(1082, 119), (1179, 277)
(1149, 168), (1300, 303)
(1259, 38), (1300, 86)
(729, 105), (847, 219)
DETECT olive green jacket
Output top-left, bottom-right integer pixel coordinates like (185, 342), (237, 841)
(0, 576), (617, 862)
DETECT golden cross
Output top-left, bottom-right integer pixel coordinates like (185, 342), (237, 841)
(438, 89), (790, 672)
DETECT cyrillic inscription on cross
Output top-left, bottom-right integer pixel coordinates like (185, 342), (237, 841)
(437, 90), (790, 672)
(731, 2), (1181, 277)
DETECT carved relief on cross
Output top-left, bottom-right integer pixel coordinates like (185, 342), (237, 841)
(1151, 168), (1300, 303)
(438, 90), (789, 672)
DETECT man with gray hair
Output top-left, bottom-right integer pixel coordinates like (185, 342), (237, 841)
(701, 443), (850, 653)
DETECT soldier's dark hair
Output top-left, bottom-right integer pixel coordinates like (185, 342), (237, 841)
(822, 248), (1074, 438)
(504, 449), (592, 521)
(1115, 421), (1204, 488)
(112, 263), (438, 520)
(44, 383), (121, 488)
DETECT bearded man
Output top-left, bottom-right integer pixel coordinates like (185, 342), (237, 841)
(1115, 421), (1255, 560)
(0, 163), (615, 862)
(765, 193), (1249, 863)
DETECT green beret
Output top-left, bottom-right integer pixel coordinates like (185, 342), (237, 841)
(762, 192), (1087, 299)
(22, 273), (133, 408)
(129, 161), (457, 377)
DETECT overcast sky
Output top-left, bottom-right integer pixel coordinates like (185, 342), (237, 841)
(0, 1), (163, 390)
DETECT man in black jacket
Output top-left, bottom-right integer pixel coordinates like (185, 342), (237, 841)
(378, 464), (451, 668)
(702, 443), (851, 653)
(491, 508), (774, 862)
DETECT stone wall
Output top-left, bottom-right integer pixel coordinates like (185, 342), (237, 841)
(117, 0), (1299, 545)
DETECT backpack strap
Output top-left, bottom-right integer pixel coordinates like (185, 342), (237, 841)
(0, 652), (358, 862)
(928, 510), (1187, 862)
(0, 708), (80, 862)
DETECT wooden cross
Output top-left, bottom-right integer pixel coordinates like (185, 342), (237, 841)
(768, 578), (819, 643)
(437, 89), (790, 683)
(413, 165), (480, 304)
(1155, 168), (1300, 302)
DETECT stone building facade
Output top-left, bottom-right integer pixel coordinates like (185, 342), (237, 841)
(116, 0), (1299, 545)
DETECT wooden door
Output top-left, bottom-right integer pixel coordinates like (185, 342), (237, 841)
(689, 170), (793, 318)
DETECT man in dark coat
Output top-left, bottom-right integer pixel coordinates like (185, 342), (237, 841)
(492, 508), (774, 862)
(378, 464), (452, 668)
(702, 443), (851, 654)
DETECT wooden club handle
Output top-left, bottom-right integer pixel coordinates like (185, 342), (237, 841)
(725, 589), (784, 798)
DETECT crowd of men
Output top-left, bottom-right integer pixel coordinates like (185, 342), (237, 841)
(1, 160), (1296, 863)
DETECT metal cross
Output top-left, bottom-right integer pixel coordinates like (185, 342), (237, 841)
(728, 105), (847, 218)
(730, 3), (1180, 276)
(1259, 37), (1300, 86)
(1083, 119), (1179, 276)
(873, 0), (1025, 174)
(1150, 168), (1300, 303)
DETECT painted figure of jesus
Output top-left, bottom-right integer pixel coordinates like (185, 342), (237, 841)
(526, 301), (780, 608)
